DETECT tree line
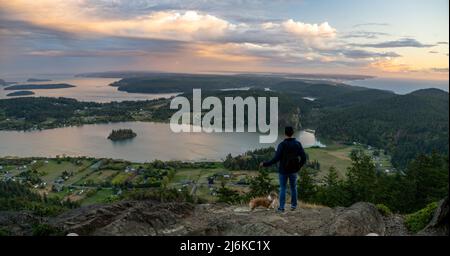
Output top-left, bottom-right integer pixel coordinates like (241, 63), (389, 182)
(222, 148), (448, 214)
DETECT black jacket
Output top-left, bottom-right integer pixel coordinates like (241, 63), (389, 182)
(263, 138), (307, 174)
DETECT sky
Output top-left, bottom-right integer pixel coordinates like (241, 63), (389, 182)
(0, 0), (448, 80)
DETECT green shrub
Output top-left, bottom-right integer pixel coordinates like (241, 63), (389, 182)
(404, 202), (438, 233)
(125, 187), (194, 203)
(0, 227), (10, 236)
(376, 204), (392, 216)
(217, 186), (241, 204)
(32, 224), (63, 236)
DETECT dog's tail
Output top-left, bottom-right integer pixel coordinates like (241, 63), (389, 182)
(248, 201), (255, 211)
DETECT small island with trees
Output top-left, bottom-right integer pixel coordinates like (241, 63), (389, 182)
(107, 129), (137, 141)
(6, 90), (35, 97)
(27, 78), (52, 82)
(4, 83), (75, 90)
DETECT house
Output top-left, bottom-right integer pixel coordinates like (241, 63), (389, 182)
(52, 183), (64, 192)
(214, 172), (231, 179)
(236, 178), (248, 185)
(3, 173), (13, 181)
(124, 166), (136, 173)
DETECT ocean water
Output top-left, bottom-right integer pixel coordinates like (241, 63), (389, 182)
(0, 75), (179, 103)
(0, 122), (324, 162)
(347, 77), (449, 94)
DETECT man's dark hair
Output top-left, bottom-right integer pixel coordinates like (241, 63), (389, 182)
(285, 126), (294, 137)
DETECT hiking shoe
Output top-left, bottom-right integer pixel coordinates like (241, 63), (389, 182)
(277, 208), (285, 213)
(290, 207), (296, 211)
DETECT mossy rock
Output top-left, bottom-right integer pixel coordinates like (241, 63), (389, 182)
(376, 204), (392, 216)
(404, 202), (438, 233)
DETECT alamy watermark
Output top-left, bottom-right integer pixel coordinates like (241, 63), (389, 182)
(169, 89), (279, 143)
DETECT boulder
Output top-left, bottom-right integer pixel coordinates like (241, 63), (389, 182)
(325, 202), (386, 236)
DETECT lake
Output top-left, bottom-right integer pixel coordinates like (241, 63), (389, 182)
(0, 122), (324, 162)
(0, 76), (179, 103)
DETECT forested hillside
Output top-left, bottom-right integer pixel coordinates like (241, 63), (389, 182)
(315, 89), (449, 168)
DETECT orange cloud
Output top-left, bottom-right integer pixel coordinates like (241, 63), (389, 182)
(195, 43), (265, 62)
(370, 59), (413, 73)
(0, 1), (234, 41)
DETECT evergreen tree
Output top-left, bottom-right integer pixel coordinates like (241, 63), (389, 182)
(297, 167), (317, 203)
(345, 150), (377, 203)
(315, 167), (349, 207)
(324, 166), (339, 187)
(402, 152), (449, 211)
(248, 169), (276, 198)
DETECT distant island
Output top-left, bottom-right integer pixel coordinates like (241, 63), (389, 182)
(75, 71), (374, 81)
(27, 78), (52, 82)
(107, 129), (137, 141)
(6, 90), (35, 97)
(0, 79), (17, 86)
(4, 83), (75, 90)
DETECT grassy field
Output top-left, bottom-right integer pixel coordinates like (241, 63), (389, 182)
(305, 144), (354, 178)
(304, 143), (394, 178)
(80, 188), (115, 206)
(38, 160), (92, 184)
(76, 169), (118, 185)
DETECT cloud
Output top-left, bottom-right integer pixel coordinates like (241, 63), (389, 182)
(339, 49), (401, 59)
(90, 11), (236, 41)
(0, 1), (235, 41)
(282, 20), (336, 38)
(341, 31), (390, 39)
(353, 22), (389, 28)
(369, 59), (414, 73)
(354, 38), (436, 48)
(26, 49), (151, 57)
(0, 0), (444, 79)
(0, 0), (337, 47)
(430, 68), (449, 73)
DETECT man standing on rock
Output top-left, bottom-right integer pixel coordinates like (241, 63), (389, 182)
(260, 126), (307, 213)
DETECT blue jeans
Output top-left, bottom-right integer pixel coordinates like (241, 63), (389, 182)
(278, 173), (298, 210)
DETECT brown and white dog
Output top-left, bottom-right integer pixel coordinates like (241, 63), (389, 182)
(249, 192), (278, 211)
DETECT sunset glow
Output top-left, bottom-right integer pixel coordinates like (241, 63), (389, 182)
(0, 0), (448, 80)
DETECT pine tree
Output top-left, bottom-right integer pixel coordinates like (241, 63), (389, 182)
(248, 169), (276, 198)
(324, 166), (339, 187)
(315, 167), (349, 207)
(298, 167), (317, 203)
(345, 150), (377, 203)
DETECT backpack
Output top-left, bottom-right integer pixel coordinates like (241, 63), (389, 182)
(281, 141), (300, 173)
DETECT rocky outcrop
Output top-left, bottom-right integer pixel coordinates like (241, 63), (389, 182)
(38, 201), (390, 236)
(0, 211), (43, 236)
(49, 201), (194, 236)
(2, 200), (422, 236)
